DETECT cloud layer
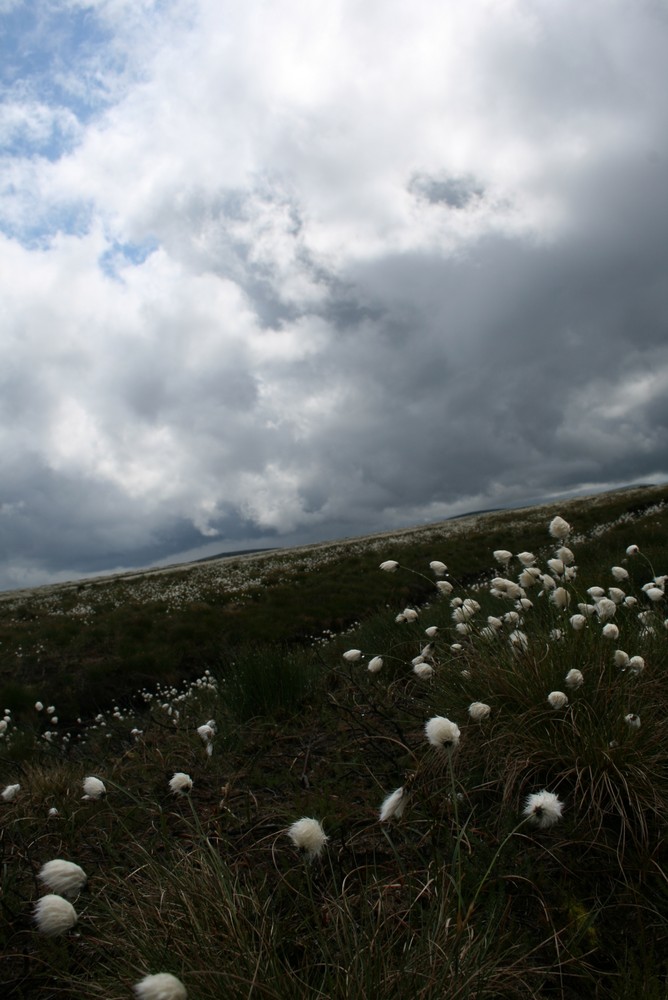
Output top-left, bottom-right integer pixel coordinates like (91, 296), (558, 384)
(1, 0), (668, 588)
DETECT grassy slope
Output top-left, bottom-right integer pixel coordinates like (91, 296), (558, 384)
(1, 483), (668, 998)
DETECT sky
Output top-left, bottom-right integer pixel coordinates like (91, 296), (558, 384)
(1, 0), (667, 591)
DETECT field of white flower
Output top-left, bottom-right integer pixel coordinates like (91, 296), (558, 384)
(1, 485), (667, 998)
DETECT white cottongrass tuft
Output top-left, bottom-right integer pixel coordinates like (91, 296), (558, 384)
(569, 614), (586, 631)
(468, 702), (491, 721)
(595, 598), (617, 621)
(342, 649), (362, 662)
(550, 586), (570, 609)
(626, 544), (639, 556)
(287, 817), (328, 859)
(601, 623), (619, 640)
(565, 669), (584, 690)
(645, 587), (664, 602)
(436, 580), (454, 594)
(425, 716), (460, 750)
(509, 630), (529, 651)
(82, 776), (106, 800)
(33, 894), (78, 936)
(35, 701), (44, 711)
(38, 860), (87, 897)
(547, 691), (569, 710)
(133, 972), (188, 1000)
(425, 626), (439, 637)
(413, 663), (434, 679)
(625, 713), (641, 730)
(611, 566), (629, 581)
(380, 560), (399, 572)
(523, 790), (564, 829)
(429, 560), (447, 576)
(367, 656), (383, 674)
(2, 783), (20, 802)
(493, 550), (513, 565)
(379, 787), (407, 823)
(548, 516), (571, 540)
(614, 649), (629, 667)
(628, 655), (645, 675)
(169, 773), (193, 796)
(517, 551), (536, 566)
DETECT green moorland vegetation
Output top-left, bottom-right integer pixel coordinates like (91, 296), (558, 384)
(1, 483), (668, 998)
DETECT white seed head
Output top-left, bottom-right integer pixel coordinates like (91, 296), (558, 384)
(628, 655), (645, 675)
(33, 894), (78, 936)
(379, 787), (407, 823)
(625, 713), (641, 730)
(626, 545), (639, 556)
(1, 783), (20, 802)
(468, 702), (491, 721)
(548, 516), (571, 540)
(547, 691), (569, 710)
(133, 972), (188, 1000)
(611, 566), (629, 581)
(367, 656), (383, 673)
(287, 817), (328, 859)
(493, 550), (513, 565)
(38, 860), (87, 897)
(379, 560), (399, 572)
(342, 649), (362, 662)
(550, 586), (570, 609)
(429, 560), (447, 576)
(601, 623), (620, 640)
(569, 614), (586, 631)
(82, 776), (106, 800)
(565, 669), (584, 690)
(595, 598), (617, 621)
(425, 716), (460, 749)
(169, 772), (193, 796)
(523, 790), (564, 828)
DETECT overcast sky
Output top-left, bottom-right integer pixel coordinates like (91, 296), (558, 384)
(1, 0), (667, 590)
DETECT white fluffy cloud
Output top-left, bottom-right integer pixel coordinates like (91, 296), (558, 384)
(1, 0), (667, 587)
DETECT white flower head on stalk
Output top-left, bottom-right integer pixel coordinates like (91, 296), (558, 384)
(429, 560), (447, 576)
(549, 516), (571, 540)
(595, 598), (617, 622)
(413, 663), (435, 679)
(569, 614), (586, 631)
(493, 550), (513, 566)
(628, 656), (645, 675)
(82, 777), (106, 800)
(626, 545), (639, 556)
(602, 623), (619, 640)
(379, 787), (407, 823)
(402, 608), (419, 622)
(523, 790), (564, 829)
(169, 772), (193, 796)
(547, 559), (565, 578)
(367, 656), (383, 674)
(611, 566), (629, 581)
(33, 894), (77, 936)
(556, 546), (575, 565)
(2, 783), (20, 802)
(645, 587), (664, 603)
(565, 669), (584, 690)
(38, 860), (87, 897)
(548, 691), (569, 710)
(287, 817), (328, 859)
(425, 716), (460, 750)
(380, 560), (399, 572)
(133, 972), (188, 1000)
(509, 630), (529, 652)
(425, 626), (439, 638)
(551, 587), (570, 609)
(468, 702), (491, 721)
(35, 701), (44, 711)
(197, 724), (214, 743)
(517, 552), (536, 566)
(625, 713), (641, 730)
(436, 580), (453, 595)
(342, 649), (362, 662)
(608, 588), (626, 604)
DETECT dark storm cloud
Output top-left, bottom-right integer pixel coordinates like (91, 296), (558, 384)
(1, 0), (668, 588)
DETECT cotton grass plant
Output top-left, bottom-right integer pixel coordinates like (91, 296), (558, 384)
(1, 487), (668, 997)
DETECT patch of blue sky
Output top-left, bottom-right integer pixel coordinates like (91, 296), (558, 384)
(0, 197), (94, 249)
(98, 237), (160, 280)
(1, 1), (122, 127)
